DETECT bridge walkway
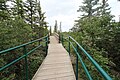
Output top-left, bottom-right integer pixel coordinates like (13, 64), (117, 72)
(32, 36), (76, 80)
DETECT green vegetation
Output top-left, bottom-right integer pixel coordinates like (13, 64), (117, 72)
(61, 0), (120, 79)
(54, 20), (58, 33)
(0, 0), (120, 80)
(0, 0), (48, 79)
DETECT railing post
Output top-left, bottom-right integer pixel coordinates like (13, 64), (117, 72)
(23, 46), (28, 80)
(45, 36), (48, 56)
(76, 45), (79, 80)
(48, 33), (50, 43)
(59, 33), (60, 43)
(62, 35), (64, 46)
(39, 39), (40, 45)
(68, 36), (70, 55)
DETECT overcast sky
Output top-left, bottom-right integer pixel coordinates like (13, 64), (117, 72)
(41, 0), (120, 32)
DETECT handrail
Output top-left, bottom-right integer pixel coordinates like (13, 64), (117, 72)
(70, 41), (92, 80)
(0, 35), (49, 80)
(54, 32), (60, 43)
(60, 34), (112, 80)
(54, 32), (59, 37)
(0, 36), (47, 54)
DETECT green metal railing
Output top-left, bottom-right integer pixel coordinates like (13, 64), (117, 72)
(59, 34), (112, 80)
(0, 35), (49, 80)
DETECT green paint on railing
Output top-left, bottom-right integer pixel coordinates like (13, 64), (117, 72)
(76, 45), (79, 80)
(0, 35), (49, 80)
(59, 34), (112, 80)
(70, 41), (92, 80)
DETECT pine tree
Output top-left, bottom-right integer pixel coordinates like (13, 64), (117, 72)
(0, 0), (9, 20)
(101, 0), (111, 15)
(54, 20), (58, 33)
(0, 0), (48, 79)
(78, 0), (99, 18)
(24, 0), (37, 29)
(36, 1), (48, 37)
(11, 0), (24, 18)
(59, 22), (62, 33)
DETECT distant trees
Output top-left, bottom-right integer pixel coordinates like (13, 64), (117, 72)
(59, 22), (62, 33)
(53, 20), (62, 33)
(77, 0), (99, 18)
(0, 0), (48, 49)
(24, 0), (48, 39)
(100, 0), (111, 15)
(54, 20), (58, 33)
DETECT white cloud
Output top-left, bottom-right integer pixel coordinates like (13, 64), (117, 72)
(41, 0), (81, 32)
(47, 14), (78, 32)
(41, 0), (120, 32)
(108, 0), (120, 21)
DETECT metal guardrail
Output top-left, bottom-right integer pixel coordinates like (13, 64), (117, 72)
(0, 35), (49, 80)
(59, 34), (112, 80)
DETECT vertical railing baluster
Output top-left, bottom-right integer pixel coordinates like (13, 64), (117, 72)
(23, 46), (28, 80)
(48, 33), (50, 43)
(47, 35), (49, 46)
(62, 35), (64, 46)
(45, 36), (48, 56)
(76, 45), (79, 80)
(59, 33), (60, 43)
(39, 39), (40, 46)
(68, 36), (70, 55)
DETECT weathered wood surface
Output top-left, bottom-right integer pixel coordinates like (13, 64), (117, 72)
(32, 36), (75, 80)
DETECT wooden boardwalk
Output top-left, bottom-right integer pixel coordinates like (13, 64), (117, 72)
(32, 36), (75, 80)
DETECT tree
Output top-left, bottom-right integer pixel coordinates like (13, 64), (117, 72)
(24, 0), (37, 29)
(101, 0), (111, 15)
(11, 0), (24, 18)
(0, 0), (10, 20)
(77, 0), (99, 18)
(0, 0), (48, 79)
(33, 0), (47, 38)
(71, 0), (120, 79)
(54, 20), (58, 33)
(24, 0), (48, 39)
(59, 22), (62, 32)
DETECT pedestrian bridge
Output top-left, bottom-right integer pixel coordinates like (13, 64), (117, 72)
(32, 36), (75, 80)
(0, 33), (112, 80)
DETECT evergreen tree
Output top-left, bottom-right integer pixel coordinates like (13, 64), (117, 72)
(77, 0), (99, 18)
(54, 20), (58, 33)
(24, 0), (36, 29)
(0, 0), (9, 20)
(59, 22), (62, 32)
(71, 0), (120, 79)
(101, 0), (111, 15)
(37, 1), (48, 37)
(0, 0), (48, 79)
(11, 0), (24, 18)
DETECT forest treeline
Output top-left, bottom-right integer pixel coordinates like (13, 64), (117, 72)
(68, 0), (120, 79)
(0, 0), (48, 79)
(0, 0), (48, 50)
(0, 0), (120, 80)
(52, 0), (120, 79)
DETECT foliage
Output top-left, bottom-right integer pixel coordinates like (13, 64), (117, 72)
(0, 0), (48, 79)
(54, 20), (58, 33)
(70, 0), (120, 79)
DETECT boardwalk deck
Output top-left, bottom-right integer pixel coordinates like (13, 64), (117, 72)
(32, 36), (75, 80)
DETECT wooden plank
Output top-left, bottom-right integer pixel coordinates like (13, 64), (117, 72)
(32, 36), (75, 80)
